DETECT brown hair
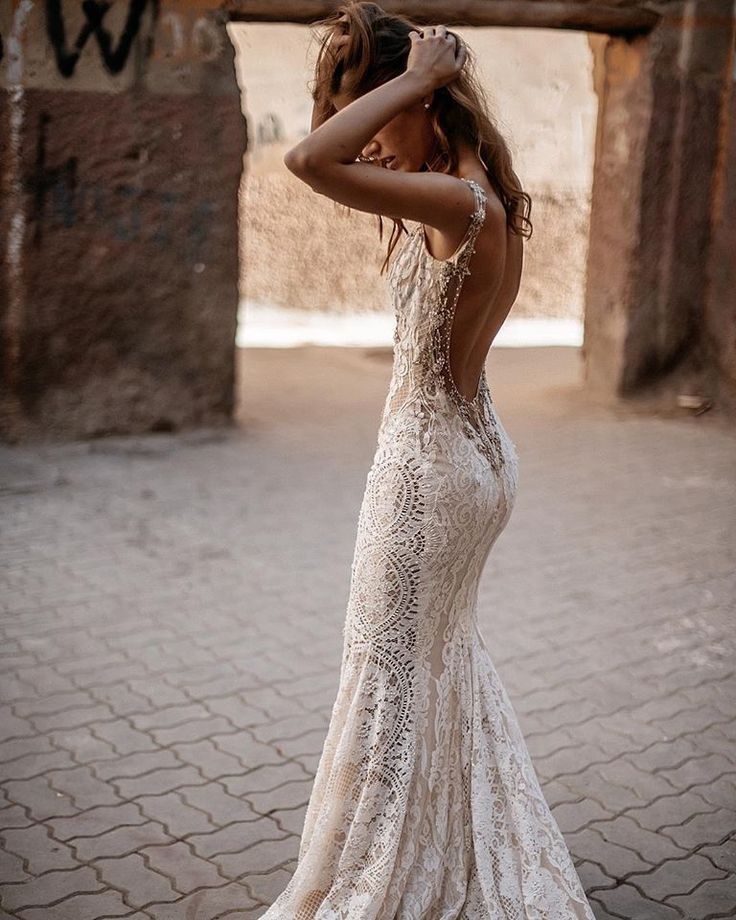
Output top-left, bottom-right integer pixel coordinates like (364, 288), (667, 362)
(308, 1), (533, 274)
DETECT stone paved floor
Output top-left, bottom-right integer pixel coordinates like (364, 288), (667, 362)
(1, 345), (735, 920)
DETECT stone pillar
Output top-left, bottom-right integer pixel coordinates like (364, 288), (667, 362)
(704, 29), (736, 413)
(584, 0), (735, 409)
(0, 0), (246, 441)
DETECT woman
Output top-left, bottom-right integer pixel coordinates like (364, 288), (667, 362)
(260, 3), (595, 917)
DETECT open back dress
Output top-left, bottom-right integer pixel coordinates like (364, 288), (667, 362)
(259, 177), (596, 920)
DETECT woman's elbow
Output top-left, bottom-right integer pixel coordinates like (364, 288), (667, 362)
(284, 147), (323, 178)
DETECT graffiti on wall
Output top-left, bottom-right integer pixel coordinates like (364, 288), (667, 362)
(45, 0), (160, 77)
(29, 112), (216, 258)
(0, 1), (224, 73)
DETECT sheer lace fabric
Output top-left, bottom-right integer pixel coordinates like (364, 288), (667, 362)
(259, 179), (595, 920)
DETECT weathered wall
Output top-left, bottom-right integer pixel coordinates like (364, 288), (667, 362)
(704, 29), (736, 414)
(584, 0), (736, 409)
(0, 1), (246, 442)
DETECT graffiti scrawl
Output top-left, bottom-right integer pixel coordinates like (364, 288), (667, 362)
(45, 0), (159, 77)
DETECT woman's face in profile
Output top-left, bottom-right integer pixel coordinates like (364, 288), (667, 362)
(332, 91), (435, 173)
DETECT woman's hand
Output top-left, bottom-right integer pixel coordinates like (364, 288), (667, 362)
(405, 25), (466, 91)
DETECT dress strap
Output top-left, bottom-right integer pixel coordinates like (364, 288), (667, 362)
(448, 177), (488, 272)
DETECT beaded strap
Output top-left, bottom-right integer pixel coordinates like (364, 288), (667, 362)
(451, 177), (488, 272)
(435, 178), (506, 472)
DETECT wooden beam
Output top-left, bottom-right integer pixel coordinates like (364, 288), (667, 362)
(225, 1), (660, 35)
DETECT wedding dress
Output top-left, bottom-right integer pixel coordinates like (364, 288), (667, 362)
(259, 178), (595, 919)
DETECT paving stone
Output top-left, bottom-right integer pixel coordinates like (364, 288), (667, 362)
(587, 815), (688, 865)
(13, 664), (77, 697)
(212, 835), (300, 880)
(153, 717), (235, 747)
(113, 765), (208, 799)
(87, 681), (154, 717)
(88, 720), (158, 755)
(4, 776), (79, 821)
(564, 826), (650, 878)
(666, 874), (736, 918)
(95, 749), (180, 781)
(1, 866), (101, 911)
(48, 727), (118, 764)
(47, 765), (122, 810)
(188, 817), (286, 859)
(241, 687), (306, 725)
(0, 707), (35, 740)
(532, 742), (609, 783)
(588, 896), (623, 920)
(13, 691), (96, 719)
(204, 695), (269, 729)
(550, 796), (613, 835)
(249, 711), (331, 748)
(16, 889), (136, 920)
(144, 882), (258, 919)
(123, 681), (190, 711)
(2, 824), (77, 874)
(0, 735), (54, 764)
(623, 737), (703, 775)
(1, 748), (75, 781)
(141, 841), (227, 892)
(270, 803), (308, 837)
(268, 727), (330, 762)
(170, 739), (245, 780)
(625, 853), (728, 902)
(622, 789), (719, 833)
(96, 853), (178, 907)
(212, 732), (283, 772)
(658, 752), (735, 791)
(598, 758), (680, 801)
(29, 704), (116, 733)
(0, 848), (30, 884)
(573, 859), (615, 893)
(537, 778), (582, 810)
(179, 783), (259, 827)
(49, 802), (147, 841)
(244, 865), (296, 909)
(70, 819), (173, 861)
(132, 704), (212, 733)
(660, 807), (736, 851)
(136, 791), (217, 838)
(699, 836), (736, 873)
(0, 804), (33, 831)
(594, 882), (683, 920)
(654, 705), (731, 739)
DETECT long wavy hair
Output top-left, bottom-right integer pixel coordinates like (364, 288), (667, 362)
(308, 1), (533, 274)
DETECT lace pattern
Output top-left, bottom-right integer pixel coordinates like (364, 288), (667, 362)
(259, 177), (595, 920)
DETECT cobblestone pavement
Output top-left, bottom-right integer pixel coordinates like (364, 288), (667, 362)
(1, 345), (735, 920)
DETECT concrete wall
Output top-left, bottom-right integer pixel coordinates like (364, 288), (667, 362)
(1, 1), (246, 442)
(584, 0), (736, 409)
(705, 33), (736, 413)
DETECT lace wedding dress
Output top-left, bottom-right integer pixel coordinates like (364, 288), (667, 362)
(259, 178), (595, 919)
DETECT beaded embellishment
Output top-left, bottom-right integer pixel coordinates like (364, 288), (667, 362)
(422, 177), (506, 474)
